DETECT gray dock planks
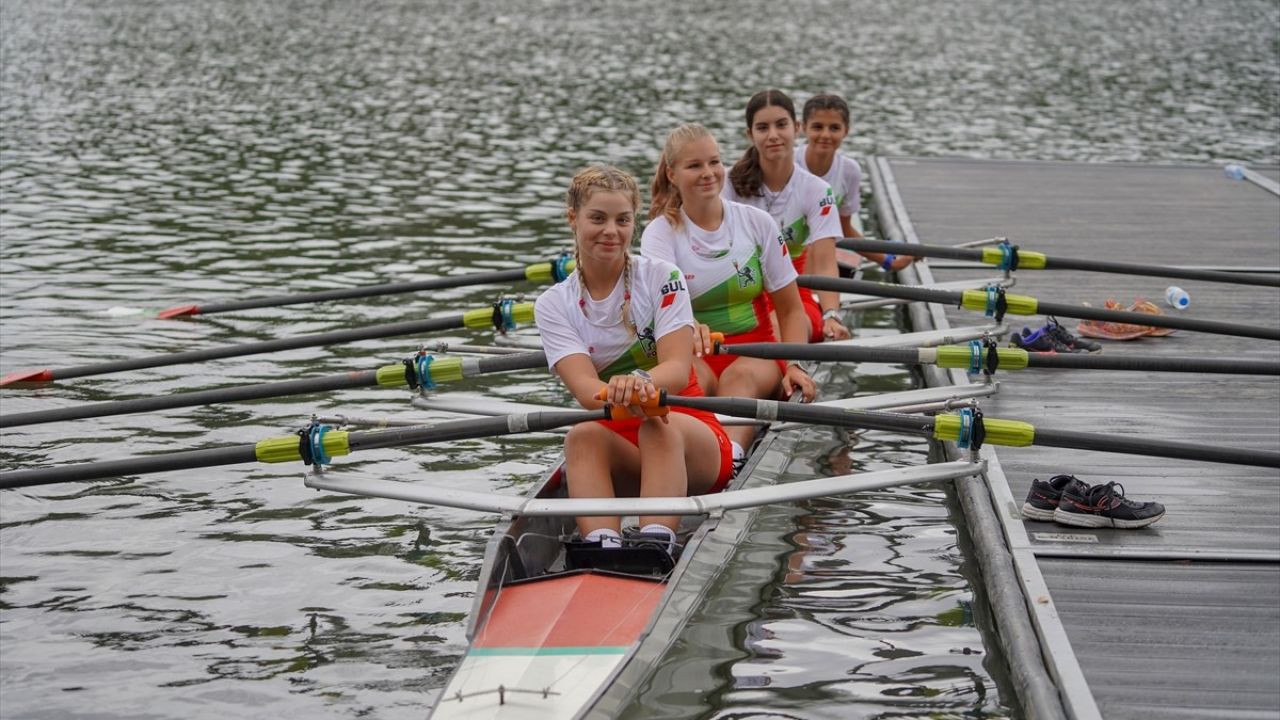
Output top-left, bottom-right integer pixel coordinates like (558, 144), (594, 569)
(879, 157), (1280, 719)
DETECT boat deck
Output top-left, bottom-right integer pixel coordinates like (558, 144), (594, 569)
(871, 157), (1280, 720)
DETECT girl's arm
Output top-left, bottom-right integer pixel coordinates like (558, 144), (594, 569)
(553, 326), (695, 413)
(806, 237), (851, 340)
(767, 282), (818, 402)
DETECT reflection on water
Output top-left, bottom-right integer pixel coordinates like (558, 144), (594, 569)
(1, 0), (1275, 718)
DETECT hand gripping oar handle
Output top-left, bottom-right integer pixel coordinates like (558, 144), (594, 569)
(0, 351), (549, 428)
(0, 408), (603, 489)
(0, 302), (537, 386)
(837, 238), (1280, 288)
(798, 276), (1280, 341)
(659, 394), (1280, 468)
(157, 255), (575, 318)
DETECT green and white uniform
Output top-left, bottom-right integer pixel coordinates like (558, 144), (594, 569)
(639, 201), (795, 335)
(722, 166), (841, 274)
(535, 255), (693, 378)
(795, 146), (863, 220)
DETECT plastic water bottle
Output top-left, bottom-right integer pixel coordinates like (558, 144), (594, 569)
(1224, 164), (1246, 180)
(1165, 286), (1190, 309)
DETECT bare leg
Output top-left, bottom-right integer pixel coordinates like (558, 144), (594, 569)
(563, 422), (640, 538)
(634, 414), (724, 531)
(714, 357), (782, 449)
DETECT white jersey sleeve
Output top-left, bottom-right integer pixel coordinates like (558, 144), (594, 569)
(840, 155), (863, 218)
(645, 257), (696, 342)
(639, 216), (678, 266)
(534, 284), (589, 370)
(805, 175), (842, 243)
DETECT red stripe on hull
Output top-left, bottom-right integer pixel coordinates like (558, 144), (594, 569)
(474, 573), (664, 649)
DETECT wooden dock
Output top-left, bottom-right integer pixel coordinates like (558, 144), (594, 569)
(868, 157), (1280, 720)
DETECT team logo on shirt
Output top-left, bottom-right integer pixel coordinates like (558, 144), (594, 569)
(780, 225), (797, 246)
(659, 269), (686, 308)
(819, 188), (835, 216)
(732, 259), (756, 289)
(637, 323), (657, 357)
(776, 232), (788, 256)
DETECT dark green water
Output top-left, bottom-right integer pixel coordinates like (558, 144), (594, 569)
(1, 1), (1276, 718)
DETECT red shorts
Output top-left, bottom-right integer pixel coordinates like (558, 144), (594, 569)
(702, 323), (788, 379)
(800, 290), (823, 343)
(595, 373), (734, 493)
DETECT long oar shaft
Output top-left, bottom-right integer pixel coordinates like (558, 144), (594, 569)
(0, 351), (549, 428)
(799, 276), (1280, 341)
(0, 303), (535, 386)
(0, 408), (600, 489)
(838, 238), (1280, 288)
(158, 258), (571, 318)
(720, 342), (1280, 376)
(662, 395), (1280, 468)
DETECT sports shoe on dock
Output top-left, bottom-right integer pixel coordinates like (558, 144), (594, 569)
(1054, 481), (1166, 529)
(1045, 316), (1102, 353)
(1021, 474), (1090, 521)
(1010, 324), (1075, 353)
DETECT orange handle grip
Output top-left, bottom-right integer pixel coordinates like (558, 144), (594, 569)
(709, 331), (725, 354)
(595, 385), (669, 419)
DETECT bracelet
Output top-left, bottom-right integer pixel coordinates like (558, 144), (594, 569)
(880, 253), (897, 271)
(821, 308), (840, 322)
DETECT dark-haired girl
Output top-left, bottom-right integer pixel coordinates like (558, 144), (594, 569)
(723, 89), (848, 342)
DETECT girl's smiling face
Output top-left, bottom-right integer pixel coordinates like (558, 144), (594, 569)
(747, 103), (798, 162)
(803, 108), (850, 154)
(568, 190), (635, 265)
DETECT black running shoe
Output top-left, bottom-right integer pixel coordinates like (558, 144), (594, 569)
(1046, 316), (1102, 353)
(1054, 481), (1166, 529)
(1010, 325), (1073, 353)
(1021, 474), (1090, 521)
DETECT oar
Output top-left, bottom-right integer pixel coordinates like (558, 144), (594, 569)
(716, 341), (1280, 376)
(0, 408), (603, 489)
(0, 351), (548, 428)
(797, 276), (1280, 341)
(659, 394), (1280, 469)
(0, 301), (535, 386)
(837, 238), (1280, 288)
(156, 255), (574, 318)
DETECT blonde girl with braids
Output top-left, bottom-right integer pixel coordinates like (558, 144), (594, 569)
(642, 124), (817, 459)
(796, 93), (915, 272)
(534, 164), (734, 553)
(723, 89), (849, 343)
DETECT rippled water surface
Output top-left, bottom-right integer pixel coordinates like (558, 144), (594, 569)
(1, 1), (1276, 718)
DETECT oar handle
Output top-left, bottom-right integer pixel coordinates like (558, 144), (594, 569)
(593, 386), (669, 420)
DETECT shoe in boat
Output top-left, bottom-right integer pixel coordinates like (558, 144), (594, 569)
(1021, 474), (1090, 521)
(1054, 481), (1166, 529)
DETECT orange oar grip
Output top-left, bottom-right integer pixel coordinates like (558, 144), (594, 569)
(709, 332), (726, 354)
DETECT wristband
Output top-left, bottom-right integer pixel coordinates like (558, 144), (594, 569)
(821, 308), (840, 322)
(880, 253), (897, 271)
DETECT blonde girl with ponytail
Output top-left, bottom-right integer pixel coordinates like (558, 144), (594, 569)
(641, 124), (817, 461)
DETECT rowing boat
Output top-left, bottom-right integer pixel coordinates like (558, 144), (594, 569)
(425, 420), (782, 718)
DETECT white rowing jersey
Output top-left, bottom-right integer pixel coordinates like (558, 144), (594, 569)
(640, 200), (796, 335)
(795, 146), (862, 220)
(722, 165), (840, 273)
(535, 254), (694, 378)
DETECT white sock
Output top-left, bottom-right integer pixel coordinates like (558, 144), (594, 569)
(584, 528), (621, 548)
(639, 523), (676, 549)
(730, 441), (745, 461)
